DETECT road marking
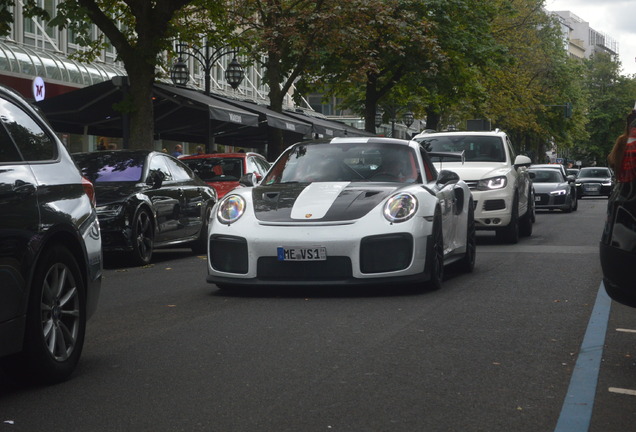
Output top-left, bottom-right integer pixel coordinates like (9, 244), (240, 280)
(609, 387), (636, 396)
(616, 328), (636, 333)
(480, 245), (598, 254)
(554, 283), (611, 432)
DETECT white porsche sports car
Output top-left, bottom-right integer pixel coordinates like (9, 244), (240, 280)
(206, 137), (476, 290)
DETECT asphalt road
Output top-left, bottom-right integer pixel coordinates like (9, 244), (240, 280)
(1, 197), (635, 432)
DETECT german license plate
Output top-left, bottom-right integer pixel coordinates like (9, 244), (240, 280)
(277, 246), (327, 261)
(584, 184), (600, 193)
(535, 195), (541, 202)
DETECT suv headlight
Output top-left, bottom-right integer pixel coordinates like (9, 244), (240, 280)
(476, 176), (507, 190)
(384, 193), (418, 223)
(217, 195), (246, 225)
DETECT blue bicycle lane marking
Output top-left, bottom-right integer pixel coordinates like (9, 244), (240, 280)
(554, 283), (612, 432)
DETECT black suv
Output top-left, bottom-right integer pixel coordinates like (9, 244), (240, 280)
(0, 84), (102, 384)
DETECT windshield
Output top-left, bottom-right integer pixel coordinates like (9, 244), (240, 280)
(531, 169), (563, 183)
(181, 157), (244, 182)
(73, 152), (144, 182)
(416, 135), (506, 163)
(579, 168), (611, 178)
(262, 142), (420, 184)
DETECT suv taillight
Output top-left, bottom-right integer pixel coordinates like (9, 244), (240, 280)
(81, 176), (96, 207)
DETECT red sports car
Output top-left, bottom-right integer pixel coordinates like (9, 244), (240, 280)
(181, 152), (271, 198)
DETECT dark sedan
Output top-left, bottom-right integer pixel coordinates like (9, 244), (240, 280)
(576, 167), (614, 198)
(73, 150), (217, 266)
(529, 168), (577, 212)
(0, 84), (102, 384)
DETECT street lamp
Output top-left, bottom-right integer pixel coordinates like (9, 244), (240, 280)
(225, 57), (245, 90)
(170, 58), (189, 86)
(402, 111), (414, 128)
(170, 42), (245, 95)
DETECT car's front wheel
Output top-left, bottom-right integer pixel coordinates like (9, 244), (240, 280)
(130, 208), (154, 266)
(497, 195), (520, 244)
(191, 206), (211, 254)
(1, 244), (86, 384)
(425, 208), (444, 290)
(456, 199), (476, 273)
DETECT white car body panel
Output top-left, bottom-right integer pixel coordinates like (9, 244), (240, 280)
(206, 138), (475, 287)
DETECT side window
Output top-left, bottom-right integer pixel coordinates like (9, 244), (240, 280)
(148, 155), (173, 182)
(246, 157), (258, 175)
(0, 98), (56, 161)
(419, 147), (437, 182)
(165, 157), (194, 182)
(506, 137), (516, 161)
(254, 156), (271, 176)
(0, 121), (22, 162)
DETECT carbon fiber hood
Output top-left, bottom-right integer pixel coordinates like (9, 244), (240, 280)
(252, 182), (402, 222)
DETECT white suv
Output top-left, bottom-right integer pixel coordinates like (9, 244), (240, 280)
(414, 130), (534, 243)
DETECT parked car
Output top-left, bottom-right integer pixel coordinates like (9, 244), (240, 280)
(0, 84), (102, 384)
(601, 182), (636, 307)
(72, 150), (217, 266)
(180, 152), (270, 198)
(576, 167), (614, 198)
(529, 167), (577, 212)
(530, 164), (577, 211)
(207, 137), (476, 291)
(414, 130), (534, 243)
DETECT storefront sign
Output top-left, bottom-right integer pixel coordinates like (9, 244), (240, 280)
(32, 77), (45, 101)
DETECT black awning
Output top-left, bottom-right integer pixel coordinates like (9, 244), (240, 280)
(35, 79), (261, 144)
(209, 95), (313, 136)
(283, 111), (373, 138)
(153, 84), (259, 128)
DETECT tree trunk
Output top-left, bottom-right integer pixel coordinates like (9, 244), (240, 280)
(425, 107), (441, 131)
(125, 70), (155, 151)
(364, 75), (380, 134)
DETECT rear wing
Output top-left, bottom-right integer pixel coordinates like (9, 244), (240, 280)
(428, 151), (465, 170)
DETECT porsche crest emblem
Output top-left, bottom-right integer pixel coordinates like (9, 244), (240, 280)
(305, 214), (312, 218)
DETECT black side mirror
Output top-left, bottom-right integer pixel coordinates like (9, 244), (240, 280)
(239, 173), (257, 187)
(437, 169), (460, 186)
(146, 170), (164, 189)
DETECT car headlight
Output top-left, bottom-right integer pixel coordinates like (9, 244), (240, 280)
(95, 203), (124, 217)
(217, 195), (246, 225)
(476, 176), (507, 190)
(550, 189), (568, 196)
(383, 193), (418, 223)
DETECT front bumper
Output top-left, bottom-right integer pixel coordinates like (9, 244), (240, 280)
(577, 183), (613, 197)
(470, 188), (513, 230)
(207, 215), (434, 286)
(534, 193), (570, 211)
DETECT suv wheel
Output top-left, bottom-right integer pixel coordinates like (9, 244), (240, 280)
(1, 245), (86, 384)
(519, 190), (534, 237)
(497, 195), (519, 244)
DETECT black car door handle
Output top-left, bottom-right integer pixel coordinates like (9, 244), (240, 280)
(13, 180), (36, 195)
(0, 180), (35, 198)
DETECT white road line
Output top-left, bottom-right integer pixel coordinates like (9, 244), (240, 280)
(616, 328), (636, 333)
(609, 387), (636, 396)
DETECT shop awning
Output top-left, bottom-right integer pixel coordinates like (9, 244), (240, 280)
(283, 110), (374, 138)
(36, 79), (261, 144)
(209, 95), (313, 136)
